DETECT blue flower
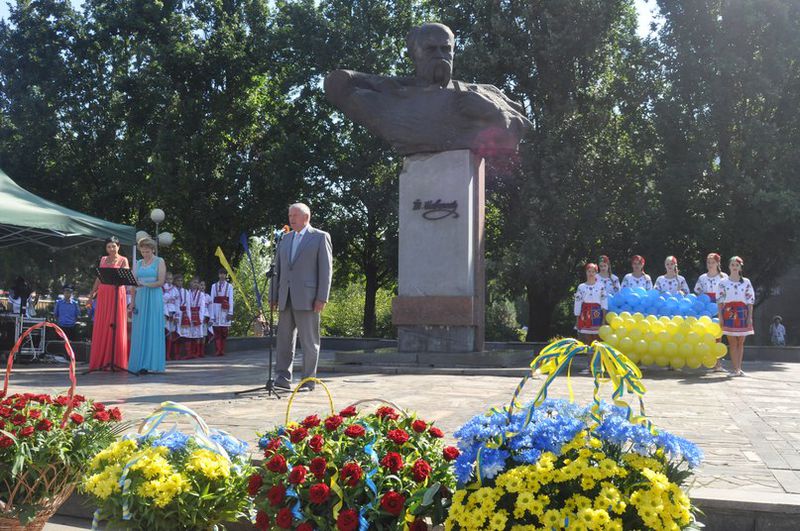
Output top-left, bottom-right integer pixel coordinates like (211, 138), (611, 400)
(210, 431), (249, 457)
(149, 430), (190, 452)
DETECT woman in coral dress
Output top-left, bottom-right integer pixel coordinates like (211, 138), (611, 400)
(88, 236), (130, 370)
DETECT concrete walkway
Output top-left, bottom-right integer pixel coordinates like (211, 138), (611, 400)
(1, 349), (796, 529)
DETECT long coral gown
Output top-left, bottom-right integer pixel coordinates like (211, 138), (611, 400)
(89, 255), (130, 370)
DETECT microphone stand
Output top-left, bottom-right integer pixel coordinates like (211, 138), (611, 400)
(235, 228), (285, 398)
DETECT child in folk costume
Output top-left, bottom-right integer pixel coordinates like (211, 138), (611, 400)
(171, 275), (188, 359)
(654, 256), (691, 295)
(178, 276), (207, 359)
(717, 256), (755, 377)
(162, 272), (181, 360)
(694, 253), (728, 372)
(574, 263), (608, 341)
(597, 255), (620, 296)
(209, 268), (235, 356)
(621, 255), (653, 290)
(199, 280), (214, 349)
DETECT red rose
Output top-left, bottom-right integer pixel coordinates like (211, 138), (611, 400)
(387, 429), (409, 444)
(308, 434), (324, 453)
(302, 414), (321, 428)
(324, 415), (343, 431)
(28, 409), (41, 419)
(254, 510), (271, 531)
(73, 394), (86, 403)
(264, 437), (282, 456)
(276, 507), (293, 529)
(0, 420), (4, 430)
(309, 456), (327, 480)
(309, 482), (331, 504)
(443, 446), (460, 461)
(411, 419), (427, 433)
(297, 523), (314, 531)
(288, 465), (307, 485)
(11, 414), (25, 426)
(336, 509), (359, 531)
(376, 406), (400, 420)
(290, 426), (308, 444)
(412, 459), (432, 482)
(380, 490), (406, 516)
(93, 410), (111, 422)
(18, 426), (34, 437)
(70, 413), (84, 425)
(55, 396), (70, 406)
(266, 483), (286, 506)
(339, 405), (357, 418)
(380, 452), (404, 473)
(93, 402), (106, 411)
(409, 519), (428, 531)
(344, 424), (366, 438)
(341, 462), (363, 486)
(0, 406), (12, 417)
(428, 426), (444, 438)
(36, 419), (53, 432)
(109, 407), (122, 421)
(267, 454), (288, 474)
(12, 398), (27, 410)
(0, 436), (13, 448)
(247, 473), (263, 495)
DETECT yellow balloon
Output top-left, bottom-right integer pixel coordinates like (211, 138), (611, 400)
(599, 325), (613, 341)
(657, 331), (671, 344)
(619, 311), (632, 320)
(664, 342), (678, 358)
(628, 328), (643, 342)
(627, 351), (641, 364)
(644, 331), (657, 343)
(710, 323), (723, 339)
(624, 318), (637, 329)
(649, 340), (663, 356)
(655, 355), (669, 367)
(695, 343), (711, 358)
(686, 332), (700, 345)
(659, 316), (672, 324)
(679, 342), (694, 358)
(636, 321), (650, 333)
(702, 333), (716, 345)
(686, 356), (702, 369)
(635, 339), (649, 354)
(686, 316), (698, 325)
(698, 315), (712, 325)
(605, 311), (618, 323)
(702, 355), (717, 368)
(672, 332), (686, 345)
(650, 321), (665, 334)
(665, 322), (679, 335)
(714, 342), (727, 358)
(609, 317), (624, 330)
(619, 337), (634, 353)
(606, 333), (619, 346)
(671, 316), (684, 325)
(670, 356), (686, 369)
(692, 322), (707, 335)
(640, 354), (654, 366)
(646, 315), (658, 324)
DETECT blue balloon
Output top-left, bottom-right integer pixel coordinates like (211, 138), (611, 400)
(698, 293), (710, 304)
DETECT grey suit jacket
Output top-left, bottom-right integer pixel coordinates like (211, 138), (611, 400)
(269, 226), (333, 311)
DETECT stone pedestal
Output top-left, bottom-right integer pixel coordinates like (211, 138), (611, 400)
(392, 150), (485, 352)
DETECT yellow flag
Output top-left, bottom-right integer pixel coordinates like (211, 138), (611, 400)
(214, 246), (253, 313)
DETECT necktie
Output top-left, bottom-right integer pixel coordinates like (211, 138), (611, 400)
(291, 232), (303, 261)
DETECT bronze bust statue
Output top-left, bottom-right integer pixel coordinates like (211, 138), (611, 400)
(324, 23), (532, 156)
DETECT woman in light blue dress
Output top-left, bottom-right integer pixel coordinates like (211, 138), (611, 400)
(129, 237), (167, 374)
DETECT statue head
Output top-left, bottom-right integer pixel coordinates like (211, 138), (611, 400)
(406, 23), (455, 88)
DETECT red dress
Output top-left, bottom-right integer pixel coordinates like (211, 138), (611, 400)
(89, 255), (130, 369)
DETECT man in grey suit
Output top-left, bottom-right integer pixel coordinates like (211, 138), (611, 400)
(269, 203), (333, 392)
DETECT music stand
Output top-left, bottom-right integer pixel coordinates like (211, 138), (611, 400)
(83, 267), (139, 376)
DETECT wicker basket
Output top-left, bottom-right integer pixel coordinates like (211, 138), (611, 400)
(0, 322), (78, 530)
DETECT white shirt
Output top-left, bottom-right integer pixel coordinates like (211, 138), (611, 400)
(291, 226), (309, 261)
(621, 273), (653, 290)
(597, 273), (620, 296)
(574, 282), (608, 316)
(717, 277), (755, 305)
(694, 272), (728, 296)
(654, 274), (690, 295)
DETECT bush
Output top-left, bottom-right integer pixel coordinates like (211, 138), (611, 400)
(486, 298), (524, 342)
(320, 283), (394, 338)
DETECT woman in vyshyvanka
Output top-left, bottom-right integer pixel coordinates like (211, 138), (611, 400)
(717, 256), (755, 377)
(621, 255), (653, 290)
(654, 255), (691, 295)
(694, 252), (728, 372)
(574, 263), (608, 343)
(597, 255), (620, 297)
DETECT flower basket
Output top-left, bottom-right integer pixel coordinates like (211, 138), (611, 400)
(0, 322), (124, 531)
(82, 401), (254, 530)
(251, 378), (457, 530)
(447, 338), (704, 531)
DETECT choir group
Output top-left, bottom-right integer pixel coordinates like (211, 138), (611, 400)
(574, 253), (755, 376)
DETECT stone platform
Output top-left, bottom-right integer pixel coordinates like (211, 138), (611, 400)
(2, 350), (797, 530)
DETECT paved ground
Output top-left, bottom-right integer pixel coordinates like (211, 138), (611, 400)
(2, 349), (798, 529)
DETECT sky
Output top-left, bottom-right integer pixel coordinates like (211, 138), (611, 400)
(0, 1), (660, 37)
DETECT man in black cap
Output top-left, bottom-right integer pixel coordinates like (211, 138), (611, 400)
(54, 285), (80, 340)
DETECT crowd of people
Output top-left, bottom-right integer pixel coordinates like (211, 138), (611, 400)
(574, 253), (756, 376)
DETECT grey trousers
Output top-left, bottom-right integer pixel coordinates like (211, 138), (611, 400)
(275, 295), (320, 384)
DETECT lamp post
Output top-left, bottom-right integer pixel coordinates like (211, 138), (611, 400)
(150, 208), (165, 255)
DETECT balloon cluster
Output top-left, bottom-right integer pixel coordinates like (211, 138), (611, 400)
(608, 287), (718, 318)
(599, 311), (727, 369)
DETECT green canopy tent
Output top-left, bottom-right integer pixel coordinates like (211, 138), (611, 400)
(0, 169), (136, 249)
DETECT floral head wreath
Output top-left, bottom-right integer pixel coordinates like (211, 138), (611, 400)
(585, 262), (598, 272)
(730, 255), (744, 267)
(631, 255), (645, 265)
(598, 255), (611, 265)
(665, 255), (678, 266)
(707, 252), (721, 263)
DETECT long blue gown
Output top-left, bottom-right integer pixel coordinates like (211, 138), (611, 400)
(129, 257), (166, 373)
